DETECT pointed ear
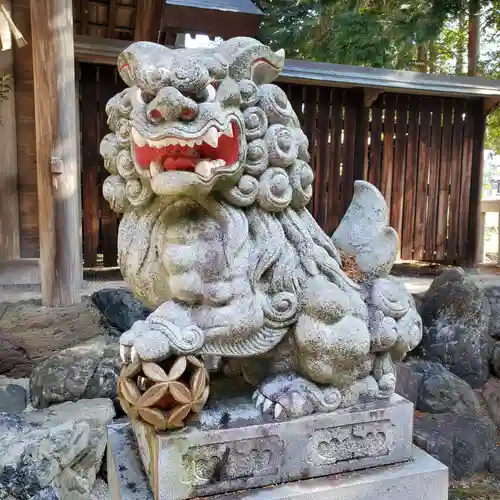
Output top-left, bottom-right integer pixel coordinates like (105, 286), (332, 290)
(216, 37), (285, 85)
(117, 41), (172, 89)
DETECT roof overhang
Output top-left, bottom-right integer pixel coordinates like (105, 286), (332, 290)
(161, 0), (263, 39)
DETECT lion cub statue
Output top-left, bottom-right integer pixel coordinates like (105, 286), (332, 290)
(100, 37), (422, 419)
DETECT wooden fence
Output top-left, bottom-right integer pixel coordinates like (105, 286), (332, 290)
(79, 63), (485, 267)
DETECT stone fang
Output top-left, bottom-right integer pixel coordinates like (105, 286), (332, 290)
(223, 124), (234, 137)
(203, 126), (219, 148)
(131, 127), (147, 147)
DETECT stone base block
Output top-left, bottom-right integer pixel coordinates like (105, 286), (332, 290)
(107, 422), (448, 500)
(108, 393), (416, 499)
(135, 394), (412, 498)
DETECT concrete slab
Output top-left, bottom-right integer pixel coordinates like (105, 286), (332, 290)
(107, 422), (448, 500)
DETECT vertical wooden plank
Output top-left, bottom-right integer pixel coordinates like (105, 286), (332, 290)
(436, 98), (453, 260)
(446, 99), (465, 261)
(465, 101), (485, 267)
(381, 94), (396, 207)
(81, 0), (89, 34)
(0, 0), (20, 260)
(81, 63), (100, 267)
(459, 99), (477, 265)
(342, 89), (358, 214)
(31, 0), (82, 305)
(315, 87), (331, 229)
(390, 94), (408, 238)
(289, 84), (304, 127)
(134, 0), (163, 41)
(98, 65), (119, 267)
(478, 211), (486, 263)
(368, 101), (383, 188)
(107, 0), (118, 38)
(327, 89), (342, 235)
(401, 95), (421, 260)
(303, 85), (318, 215)
(12, 0), (39, 258)
(353, 89), (369, 183)
(413, 96), (432, 261)
(425, 97), (444, 260)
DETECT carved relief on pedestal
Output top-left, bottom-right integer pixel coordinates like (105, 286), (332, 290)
(182, 436), (283, 486)
(307, 420), (394, 466)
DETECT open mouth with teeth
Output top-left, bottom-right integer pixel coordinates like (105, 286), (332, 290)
(131, 122), (240, 179)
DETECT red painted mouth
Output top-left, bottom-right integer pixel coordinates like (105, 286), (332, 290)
(133, 123), (240, 172)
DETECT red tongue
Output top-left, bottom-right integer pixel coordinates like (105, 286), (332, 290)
(134, 144), (197, 170)
(163, 157), (197, 170)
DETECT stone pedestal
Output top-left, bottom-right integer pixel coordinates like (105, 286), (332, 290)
(107, 421), (449, 500)
(133, 394), (413, 498)
(106, 391), (449, 500)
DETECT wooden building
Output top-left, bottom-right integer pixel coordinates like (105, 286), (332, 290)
(1, 0), (500, 305)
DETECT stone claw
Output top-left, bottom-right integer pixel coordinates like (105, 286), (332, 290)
(263, 398), (273, 413)
(274, 404), (283, 419)
(119, 314), (205, 363)
(254, 393), (266, 409)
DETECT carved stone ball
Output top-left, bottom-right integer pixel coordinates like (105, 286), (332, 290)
(117, 355), (210, 431)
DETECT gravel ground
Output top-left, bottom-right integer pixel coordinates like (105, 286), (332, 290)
(450, 475), (500, 499)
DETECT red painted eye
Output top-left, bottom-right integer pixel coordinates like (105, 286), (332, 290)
(149, 108), (163, 121)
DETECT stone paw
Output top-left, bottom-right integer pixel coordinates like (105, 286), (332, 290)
(377, 373), (396, 398)
(252, 389), (303, 420)
(251, 373), (341, 420)
(119, 318), (204, 363)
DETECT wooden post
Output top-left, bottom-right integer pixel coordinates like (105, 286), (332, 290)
(465, 101), (486, 268)
(479, 211), (486, 264)
(0, 0), (20, 260)
(134, 0), (163, 42)
(30, 0), (81, 306)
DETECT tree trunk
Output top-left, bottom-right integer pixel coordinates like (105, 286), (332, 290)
(467, 0), (480, 76)
(416, 44), (428, 72)
(428, 42), (437, 73)
(456, 9), (466, 75)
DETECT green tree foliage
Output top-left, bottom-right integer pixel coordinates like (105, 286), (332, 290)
(256, 0), (500, 153)
(256, 0), (463, 68)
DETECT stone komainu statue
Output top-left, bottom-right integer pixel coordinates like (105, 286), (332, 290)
(100, 37), (422, 419)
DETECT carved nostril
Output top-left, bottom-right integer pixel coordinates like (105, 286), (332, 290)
(180, 106), (197, 121)
(148, 108), (163, 122)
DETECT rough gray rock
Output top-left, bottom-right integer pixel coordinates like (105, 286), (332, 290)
(418, 273), (492, 388)
(395, 361), (422, 405)
(0, 399), (114, 500)
(424, 267), (466, 304)
(484, 284), (500, 339)
(91, 288), (151, 334)
(414, 412), (497, 480)
(411, 293), (425, 316)
(0, 338), (29, 376)
(482, 377), (500, 428)
(0, 384), (27, 414)
(489, 446), (500, 479)
(0, 298), (104, 377)
(492, 342), (500, 377)
(30, 336), (120, 409)
(396, 360), (480, 416)
(90, 478), (108, 500)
